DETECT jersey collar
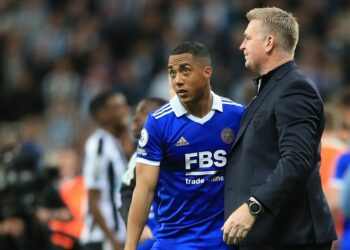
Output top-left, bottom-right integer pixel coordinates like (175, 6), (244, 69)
(170, 91), (223, 117)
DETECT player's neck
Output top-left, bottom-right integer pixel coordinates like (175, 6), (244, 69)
(186, 91), (213, 118)
(103, 124), (125, 139)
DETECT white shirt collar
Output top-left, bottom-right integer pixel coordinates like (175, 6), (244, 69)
(170, 91), (223, 117)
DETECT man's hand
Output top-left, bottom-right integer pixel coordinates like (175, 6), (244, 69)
(0, 217), (25, 238)
(35, 207), (51, 224)
(221, 203), (256, 245)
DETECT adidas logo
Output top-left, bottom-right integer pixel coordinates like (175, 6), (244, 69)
(176, 136), (189, 146)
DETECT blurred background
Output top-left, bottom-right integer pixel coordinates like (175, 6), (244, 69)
(1, 0), (350, 249)
(1, 0), (350, 154)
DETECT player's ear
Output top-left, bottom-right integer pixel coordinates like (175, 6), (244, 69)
(204, 66), (212, 79)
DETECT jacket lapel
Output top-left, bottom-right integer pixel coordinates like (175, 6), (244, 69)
(232, 61), (298, 148)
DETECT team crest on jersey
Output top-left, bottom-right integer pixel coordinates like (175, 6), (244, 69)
(221, 128), (234, 144)
(138, 128), (149, 147)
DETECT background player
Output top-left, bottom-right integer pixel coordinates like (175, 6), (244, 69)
(120, 97), (167, 250)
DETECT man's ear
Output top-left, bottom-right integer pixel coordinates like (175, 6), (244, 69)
(265, 35), (274, 53)
(204, 66), (212, 79)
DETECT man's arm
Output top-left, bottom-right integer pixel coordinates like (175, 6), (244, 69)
(125, 162), (159, 250)
(223, 79), (323, 244)
(252, 80), (323, 213)
(88, 189), (123, 250)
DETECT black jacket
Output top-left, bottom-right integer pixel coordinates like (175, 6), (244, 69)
(224, 61), (336, 246)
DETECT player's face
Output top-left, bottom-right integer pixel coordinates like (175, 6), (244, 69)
(106, 94), (129, 129)
(239, 19), (267, 74)
(168, 53), (211, 105)
(132, 100), (159, 139)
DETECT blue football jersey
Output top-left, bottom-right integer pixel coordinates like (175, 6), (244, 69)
(332, 152), (350, 250)
(136, 92), (244, 250)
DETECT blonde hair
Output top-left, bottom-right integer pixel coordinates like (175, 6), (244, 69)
(247, 7), (299, 55)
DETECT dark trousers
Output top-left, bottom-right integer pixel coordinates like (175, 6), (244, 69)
(237, 242), (332, 250)
(81, 242), (103, 250)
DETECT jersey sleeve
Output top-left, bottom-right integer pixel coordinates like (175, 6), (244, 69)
(136, 115), (163, 166)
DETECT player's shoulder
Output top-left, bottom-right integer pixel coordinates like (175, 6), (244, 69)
(149, 103), (174, 120)
(85, 129), (112, 153)
(219, 96), (245, 113)
(220, 96), (243, 107)
(85, 130), (102, 146)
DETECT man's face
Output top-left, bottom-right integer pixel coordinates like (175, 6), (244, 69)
(132, 100), (160, 139)
(106, 94), (129, 129)
(167, 53), (211, 105)
(239, 19), (267, 74)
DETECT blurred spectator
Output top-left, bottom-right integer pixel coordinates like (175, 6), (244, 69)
(0, 0), (349, 118)
(321, 104), (349, 191)
(42, 57), (81, 107)
(46, 147), (86, 250)
(325, 89), (350, 249)
(147, 70), (170, 100)
(1, 32), (25, 93)
(339, 167), (350, 250)
(80, 91), (129, 250)
(0, 69), (44, 121)
(18, 115), (44, 169)
(340, 167), (350, 217)
(320, 104), (348, 250)
(0, 124), (72, 250)
(336, 88), (350, 138)
(339, 168), (350, 250)
(331, 151), (350, 250)
(28, 10), (68, 66)
(44, 98), (81, 153)
(119, 97), (167, 250)
(1, 0), (350, 128)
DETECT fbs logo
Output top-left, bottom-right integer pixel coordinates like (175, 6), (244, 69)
(176, 136), (189, 146)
